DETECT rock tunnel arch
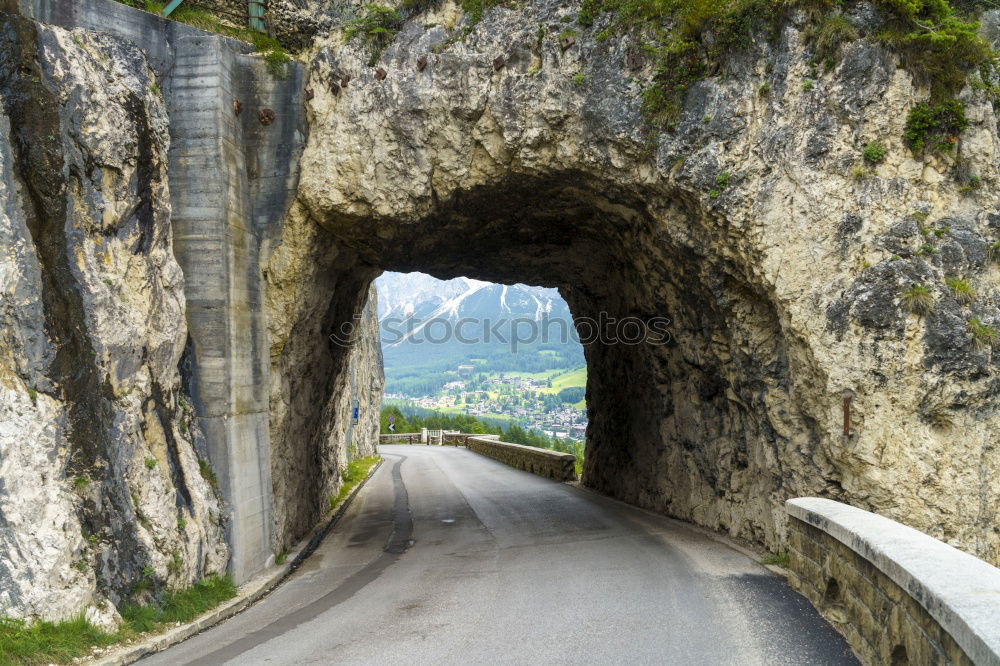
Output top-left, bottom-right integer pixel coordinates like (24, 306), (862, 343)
(5, 0), (1000, 627)
(260, 1), (1000, 578)
(271, 167), (831, 561)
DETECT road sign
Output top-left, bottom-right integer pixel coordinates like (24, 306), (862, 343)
(389, 423), (395, 433)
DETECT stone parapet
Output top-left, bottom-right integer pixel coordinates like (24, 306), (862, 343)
(466, 437), (576, 482)
(785, 498), (1000, 666)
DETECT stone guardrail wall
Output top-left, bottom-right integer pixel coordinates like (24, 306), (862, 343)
(377, 432), (574, 481)
(379, 433), (423, 444)
(442, 432), (500, 445)
(378, 432), (502, 445)
(465, 437), (576, 482)
(785, 498), (1000, 666)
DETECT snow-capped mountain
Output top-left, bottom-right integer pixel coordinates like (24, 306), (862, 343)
(376, 272), (571, 334)
(374, 272), (583, 392)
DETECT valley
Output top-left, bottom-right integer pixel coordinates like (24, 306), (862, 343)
(376, 272), (588, 440)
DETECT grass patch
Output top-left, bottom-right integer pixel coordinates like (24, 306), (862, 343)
(344, 4), (405, 65)
(120, 575), (236, 634)
(167, 551), (183, 576)
(0, 615), (119, 666)
(264, 48), (291, 78)
(460, 0), (507, 26)
(989, 239), (1000, 263)
(760, 551), (790, 567)
(968, 317), (998, 351)
(329, 456), (380, 511)
(112, 0), (284, 52)
(578, 0), (992, 130)
(198, 458), (218, 490)
(144, 457), (157, 470)
(72, 475), (91, 490)
(0, 576), (236, 665)
(902, 284), (934, 315)
(808, 13), (857, 63)
(945, 276), (975, 304)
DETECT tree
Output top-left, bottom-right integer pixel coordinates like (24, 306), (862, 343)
(557, 387), (585, 404)
(380, 406), (410, 433)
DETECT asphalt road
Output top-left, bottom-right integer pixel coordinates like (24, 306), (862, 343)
(143, 445), (857, 665)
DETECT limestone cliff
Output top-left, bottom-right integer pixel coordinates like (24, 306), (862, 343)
(0, 0), (387, 624)
(290, 0), (1000, 563)
(0, 5), (227, 625)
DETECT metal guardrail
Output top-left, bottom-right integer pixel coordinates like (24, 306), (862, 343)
(162, 0), (185, 16)
(162, 0), (266, 33)
(248, 0), (265, 31)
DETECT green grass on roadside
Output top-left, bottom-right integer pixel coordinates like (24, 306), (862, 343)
(760, 551), (790, 567)
(120, 575), (236, 633)
(0, 575), (236, 666)
(330, 456), (380, 511)
(0, 615), (118, 666)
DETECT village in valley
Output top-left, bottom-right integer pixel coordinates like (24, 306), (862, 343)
(384, 364), (588, 440)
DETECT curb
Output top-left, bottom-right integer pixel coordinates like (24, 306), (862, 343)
(87, 459), (384, 666)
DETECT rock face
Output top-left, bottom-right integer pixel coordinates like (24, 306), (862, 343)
(265, 203), (383, 549)
(0, 4), (228, 624)
(0, 0), (387, 624)
(293, 0), (1000, 563)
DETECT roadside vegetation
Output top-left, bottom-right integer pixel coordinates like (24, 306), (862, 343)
(0, 576), (236, 666)
(760, 551), (790, 567)
(330, 456), (382, 510)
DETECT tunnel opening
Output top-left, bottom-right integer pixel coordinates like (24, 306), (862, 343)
(267, 170), (834, 554)
(375, 269), (589, 457)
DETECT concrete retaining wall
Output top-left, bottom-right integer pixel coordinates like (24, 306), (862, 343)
(21, 0), (306, 583)
(466, 437), (576, 481)
(785, 498), (1000, 666)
